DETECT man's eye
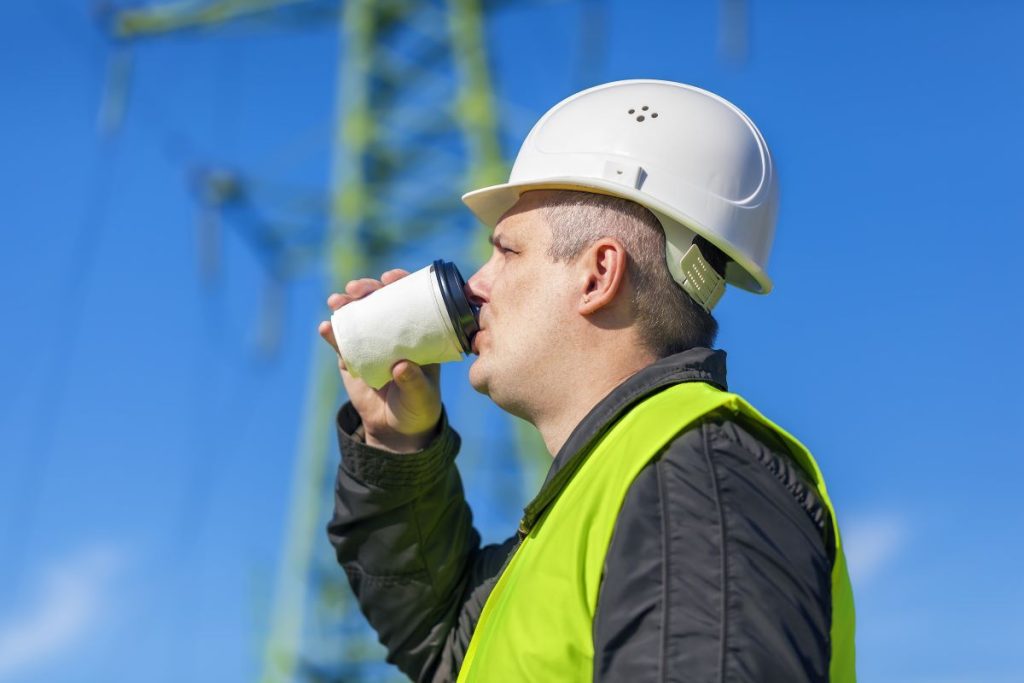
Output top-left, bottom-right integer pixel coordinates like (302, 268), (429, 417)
(496, 244), (517, 255)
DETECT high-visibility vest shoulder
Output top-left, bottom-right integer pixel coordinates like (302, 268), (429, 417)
(457, 381), (856, 682)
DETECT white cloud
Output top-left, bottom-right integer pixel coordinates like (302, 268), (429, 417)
(842, 513), (908, 587)
(0, 545), (124, 681)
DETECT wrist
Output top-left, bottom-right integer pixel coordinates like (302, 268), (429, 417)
(364, 421), (440, 454)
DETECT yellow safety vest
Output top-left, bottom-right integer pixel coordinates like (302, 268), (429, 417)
(457, 381), (856, 682)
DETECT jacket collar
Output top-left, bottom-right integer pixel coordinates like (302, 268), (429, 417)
(519, 347), (728, 534)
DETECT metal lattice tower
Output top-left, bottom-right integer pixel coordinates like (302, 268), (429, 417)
(266, 1), (510, 680)
(103, 1), (511, 680)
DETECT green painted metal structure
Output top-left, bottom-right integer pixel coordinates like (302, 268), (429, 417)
(106, 1), (519, 679)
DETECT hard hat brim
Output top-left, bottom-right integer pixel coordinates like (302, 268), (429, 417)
(462, 178), (772, 294)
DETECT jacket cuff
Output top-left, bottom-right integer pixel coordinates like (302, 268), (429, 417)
(335, 402), (460, 489)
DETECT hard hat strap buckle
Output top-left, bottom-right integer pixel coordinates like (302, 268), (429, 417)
(679, 243), (726, 312)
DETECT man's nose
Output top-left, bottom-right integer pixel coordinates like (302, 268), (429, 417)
(465, 268), (488, 309)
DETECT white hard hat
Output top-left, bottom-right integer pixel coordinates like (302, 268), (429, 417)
(462, 79), (779, 309)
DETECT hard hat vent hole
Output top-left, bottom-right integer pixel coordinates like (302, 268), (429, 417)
(628, 106), (657, 122)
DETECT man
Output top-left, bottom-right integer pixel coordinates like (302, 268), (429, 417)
(318, 80), (856, 682)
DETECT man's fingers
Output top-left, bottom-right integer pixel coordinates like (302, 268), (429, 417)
(318, 320), (340, 354)
(332, 270), (404, 304)
(326, 292), (354, 310)
(345, 278), (383, 299)
(380, 269), (410, 285)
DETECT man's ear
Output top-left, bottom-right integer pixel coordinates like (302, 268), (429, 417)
(578, 238), (628, 315)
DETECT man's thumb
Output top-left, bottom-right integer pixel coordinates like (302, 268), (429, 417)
(393, 360), (427, 390)
(391, 361), (440, 420)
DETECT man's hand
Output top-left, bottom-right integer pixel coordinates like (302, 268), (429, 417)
(317, 269), (443, 453)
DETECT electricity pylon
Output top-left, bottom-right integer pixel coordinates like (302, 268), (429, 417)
(102, 1), (510, 680)
(263, 1), (509, 679)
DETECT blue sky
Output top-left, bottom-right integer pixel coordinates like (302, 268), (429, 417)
(1, 1), (1023, 682)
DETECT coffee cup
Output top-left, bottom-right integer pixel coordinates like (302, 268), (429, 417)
(330, 260), (480, 389)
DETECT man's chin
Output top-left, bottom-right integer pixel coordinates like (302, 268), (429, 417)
(467, 357), (490, 396)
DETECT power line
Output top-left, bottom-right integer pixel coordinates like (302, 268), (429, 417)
(9, 134), (121, 596)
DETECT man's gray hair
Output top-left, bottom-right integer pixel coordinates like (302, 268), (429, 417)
(541, 190), (723, 357)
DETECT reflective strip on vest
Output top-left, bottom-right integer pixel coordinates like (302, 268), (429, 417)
(457, 382), (856, 682)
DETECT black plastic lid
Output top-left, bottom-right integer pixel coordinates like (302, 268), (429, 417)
(431, 259), (480, 353)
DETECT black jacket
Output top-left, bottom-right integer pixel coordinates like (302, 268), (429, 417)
(327, 348), (835, 682)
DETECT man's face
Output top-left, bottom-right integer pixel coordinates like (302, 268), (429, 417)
(465, 192), (577, 412)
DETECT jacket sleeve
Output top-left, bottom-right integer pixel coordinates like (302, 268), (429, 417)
(592, 412), (835, 683)
(325, 402), (515, 683)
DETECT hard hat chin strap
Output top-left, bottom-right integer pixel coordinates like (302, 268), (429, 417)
(649, 208), (726, 312)
(678, 243), (725, 312)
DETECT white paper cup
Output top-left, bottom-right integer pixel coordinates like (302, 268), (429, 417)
(331, 263), (474, 389)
